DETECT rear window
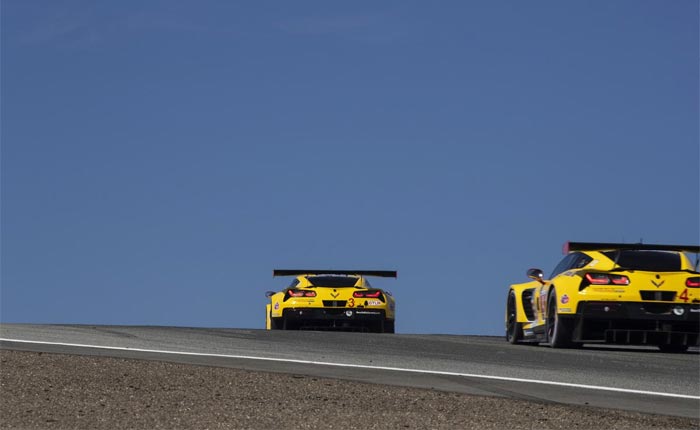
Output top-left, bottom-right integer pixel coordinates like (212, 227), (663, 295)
(306, 276), (359, 287)
(602, 250), (681, 272)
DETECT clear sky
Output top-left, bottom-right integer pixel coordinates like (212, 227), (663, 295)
(2, 1), (698, 335)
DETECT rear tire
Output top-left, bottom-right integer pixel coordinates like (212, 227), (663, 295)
(546, 289), (574, 348)
(270, 316), (283, 330)
(658, 344), (688, 353)
(506, 290), (523, 344)
(383, 320), (395, 334)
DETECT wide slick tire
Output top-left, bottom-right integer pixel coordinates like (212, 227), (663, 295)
(383, 320), (395, 334)
(505, 290), (523, 344)
(269, 316), (283, 330)
(546, 289), (575, 348)
(657, 344), (688, 353)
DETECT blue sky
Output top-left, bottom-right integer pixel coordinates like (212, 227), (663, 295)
(2, 1), (698, 335)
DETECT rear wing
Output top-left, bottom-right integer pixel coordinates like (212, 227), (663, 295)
(564, 242), (700, 254)
(273, 269), (397, 278)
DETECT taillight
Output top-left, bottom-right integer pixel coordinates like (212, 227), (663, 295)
(687, 277), (700, 288)
(288, 289), (316, 297)
(610, 275), (630, 285)
(353, 290), (383, 299)
(584, 273), (630, 286)
(585, 273), (611, 285)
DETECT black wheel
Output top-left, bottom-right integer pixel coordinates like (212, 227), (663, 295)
(270, 316), (283, 330)
(506, 290), (522, 344)
(383, 320), (395, 334)
(546, 289), (574, 348)
(658, 344), (688, 353)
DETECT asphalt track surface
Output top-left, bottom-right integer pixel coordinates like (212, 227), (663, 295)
(1, 324), (698, 419)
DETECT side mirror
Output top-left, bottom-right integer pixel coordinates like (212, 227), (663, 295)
(265, 291), (276, 298)
(526, 268), (544, 284)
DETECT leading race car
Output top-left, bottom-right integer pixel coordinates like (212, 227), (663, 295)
(265, 269), (397, 333)
(506, 242), (700, 352)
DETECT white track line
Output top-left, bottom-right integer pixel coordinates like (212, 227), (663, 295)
(1, 338), (698, 400)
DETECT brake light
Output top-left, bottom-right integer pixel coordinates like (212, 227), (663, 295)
(686, 277), (700, 288)
(288, 289), (316, 297)
(610, 275), (630, 285)
(585, 273), (630, 286)
(353, 290), (383, 298)
(585, 273), (610, 285)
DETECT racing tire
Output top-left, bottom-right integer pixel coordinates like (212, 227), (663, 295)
(506, 290), (523, 344)
(270, 316), (283, 330)
(546, 289), (574, 348)
(383, 320), (395, 334)
(657, 344), (688, 353)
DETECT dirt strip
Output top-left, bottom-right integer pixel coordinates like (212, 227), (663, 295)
(0, 350), (697, 430)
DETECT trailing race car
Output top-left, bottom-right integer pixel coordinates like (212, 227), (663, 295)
(506, 242), (700, 352)
(265, 269), (397, 333)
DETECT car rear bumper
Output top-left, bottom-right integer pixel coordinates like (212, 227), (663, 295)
(279, 308), (389, 331)
(283, 308), (386, 321)
(571, 301), (700, 346)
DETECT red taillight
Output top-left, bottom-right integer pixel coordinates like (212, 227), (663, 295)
(610, 275), (630, 285)
(585, 273), (610, 285)
(353, 290), (382, 298)
(288, 289), (316, 297)
(686, 277), (700, 288)
(585, 273), (630, 286)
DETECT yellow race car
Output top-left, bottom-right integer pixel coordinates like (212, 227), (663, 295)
(265, 269), (397, 333)
(506, 242), (700, 352)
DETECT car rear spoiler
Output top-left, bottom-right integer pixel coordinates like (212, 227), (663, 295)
(564, 242), (700, 254)
(273, 269), (397, 278)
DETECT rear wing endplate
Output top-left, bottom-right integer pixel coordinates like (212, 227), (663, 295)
(564, 242), (700, 254)
(273, 269), (397, 278)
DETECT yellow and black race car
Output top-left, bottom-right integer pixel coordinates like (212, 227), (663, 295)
(265, 269), (396, 333)
(506, 242), (700, 352)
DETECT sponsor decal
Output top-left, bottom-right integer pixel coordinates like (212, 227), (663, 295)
(559, 308), (571, 313)
(589, 259), (599, 267)
(367, 300), (382, 306)
(690, 308), (700, 313)
(560, 294), (569, 305)
(672, 307), (685, 316)
(356, 311), (381, 315)
(345, 310), (353, 317)
(273, 302), (279, 310)
(331, 292), (340, 298)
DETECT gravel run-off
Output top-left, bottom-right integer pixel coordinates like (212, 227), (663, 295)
(0, 350), (697, 430)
